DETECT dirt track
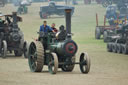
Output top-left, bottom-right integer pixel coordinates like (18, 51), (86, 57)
(0, 46), (128, 85)
(0, 2), (128, 85)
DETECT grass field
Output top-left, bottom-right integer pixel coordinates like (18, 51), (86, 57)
(0, 1), (128, 85)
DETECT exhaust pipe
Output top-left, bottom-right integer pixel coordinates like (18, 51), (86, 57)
(12, 12), (17, 24)
(65, 8), (72, 39)
(12, 12), (18, 29)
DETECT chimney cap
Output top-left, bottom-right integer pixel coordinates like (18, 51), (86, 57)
(12, 12), (17, 15)
(65, 8), (72, 13)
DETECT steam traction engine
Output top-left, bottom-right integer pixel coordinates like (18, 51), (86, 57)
(0, 12), (27, 58)
(28, 8), (91, 74)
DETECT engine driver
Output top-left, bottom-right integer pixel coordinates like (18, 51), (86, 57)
(39, 21), (54, 33)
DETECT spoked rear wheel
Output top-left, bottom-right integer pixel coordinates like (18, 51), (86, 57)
(95, 27), (101, 39)
(28, 41), (44, 72)
(107, 43), (112, 52)
(103, 31), (108, 42)
(61, 56), (76, 72)
(48, 53), (58, 74)
(79, 52), (91, 74)
(112, 43), (117, 53)
(116, 44), (122, 53)
(121, 44), (128, 54)
(1, 40), (7, 58)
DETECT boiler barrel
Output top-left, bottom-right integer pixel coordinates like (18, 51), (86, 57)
(50, 40), (78, 57)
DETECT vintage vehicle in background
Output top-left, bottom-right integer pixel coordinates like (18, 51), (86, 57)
(0, 12), (28, 58)
(12, 0), (31, 6)
(17, 4), (28, 14)
(95, 12), (128, 42)
(95, 5), (128, 42)
(100, 0), (128, 8)
(117, 0), (128, 15)
(0, 0), (7, 7)
(95, 13), (116, 42)
(28, 8), (91, 74)
(107, 24), (128, 55)
(39, 1), (74, 19)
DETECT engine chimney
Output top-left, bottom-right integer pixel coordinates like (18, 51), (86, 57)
(12, 12), (18, 29)
(12, 12), (17, 24)
(65, 8), (72, 38)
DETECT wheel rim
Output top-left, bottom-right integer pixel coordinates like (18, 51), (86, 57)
(29, 42), (37, 71)
(121, 44), (128, 54)
(103, 31), (108, 42)
(122, 45), (126, 54)
(1, 41), (7, 58)
(23, 42), (29, 58)
(95, 28), (101, 39)
(116, 44), (122, 53)
(79, 52), (90, 74)
(112, 43), (117, 53)
(116, 44), (120, 53)
(48, 53), (58, 74)
(107, 43), (112, 52)
(30, 53), (38, 71)
(107, 43), (110, 51)
(28, 41), (44, 72)
(24, 45), (28, 58)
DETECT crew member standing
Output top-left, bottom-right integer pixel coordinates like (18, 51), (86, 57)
(51, 23), (58, 33)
